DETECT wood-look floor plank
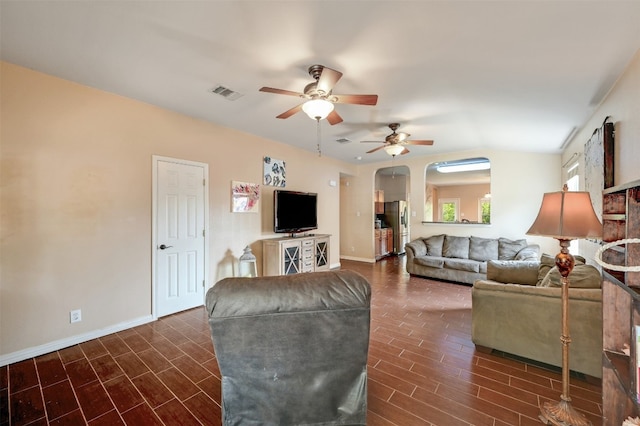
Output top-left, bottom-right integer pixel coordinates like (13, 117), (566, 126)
(5, 257), (602, 425)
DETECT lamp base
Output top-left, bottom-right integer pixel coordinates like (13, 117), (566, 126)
(539, 398), (592, 426)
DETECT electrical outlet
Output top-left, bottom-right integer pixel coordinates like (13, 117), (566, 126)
(70, 309), (82, 323)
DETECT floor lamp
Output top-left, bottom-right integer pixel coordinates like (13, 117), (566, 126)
(527, 185), (602, 426)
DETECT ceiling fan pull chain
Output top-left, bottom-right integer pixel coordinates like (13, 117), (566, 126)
(316, 118), (322, 157)
(391, 155), (396, 178)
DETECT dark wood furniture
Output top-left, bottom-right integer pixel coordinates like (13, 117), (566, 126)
(602, 179), (640, 424)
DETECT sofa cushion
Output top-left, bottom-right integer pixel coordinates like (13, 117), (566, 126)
(479, 262), (488, 274)
(498, 238), (528, 260)
(444, 258), (479, 273)
(469, 236), (499, 261)
(487, 260), (540, 285)
(414, 256), (445, 268)
(406, 239), (427, 257)
(443, 236), (470, 259)
(515, 245), (540, 261)
(425, 234), (445, 257)
(539, 264), (602, 288)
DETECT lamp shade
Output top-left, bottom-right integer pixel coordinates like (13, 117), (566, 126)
(384, 144), (404, 156)
(526, 189), (602, 240)
(302, 99), (334, 120)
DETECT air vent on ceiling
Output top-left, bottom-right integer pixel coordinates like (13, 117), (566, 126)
(209, 85), (243, 101)
(336, 138), (351, 144)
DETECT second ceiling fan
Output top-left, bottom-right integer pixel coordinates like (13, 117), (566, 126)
(362, 123), (434, 155)
(259, 64), (378, 125)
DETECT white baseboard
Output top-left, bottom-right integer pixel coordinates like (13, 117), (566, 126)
(0, 315), (155, 367)
(339, 255), (375, 263)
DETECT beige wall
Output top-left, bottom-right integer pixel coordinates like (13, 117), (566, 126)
(0, 62), (357, 362)
(3, 48), (639, 363)
(341, 149), (563, 261)
(561, 48), (640, 260)
(435, 183), (490, 222)
(562, 48), (640, 190)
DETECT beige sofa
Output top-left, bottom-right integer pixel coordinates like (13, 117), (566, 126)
(405, 234), (539, 285)
(471, 256), (602, 378)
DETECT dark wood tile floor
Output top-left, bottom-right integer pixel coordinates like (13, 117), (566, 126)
(1, 257), (602, 425)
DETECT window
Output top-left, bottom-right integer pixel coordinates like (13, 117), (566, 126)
(566, 162), (579, 253)
(438, 198), (459, 222)
(479, 197), (491, 224)
(566, 163), (579, 191)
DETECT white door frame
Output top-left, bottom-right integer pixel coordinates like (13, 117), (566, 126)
(151, 155), (210, 320)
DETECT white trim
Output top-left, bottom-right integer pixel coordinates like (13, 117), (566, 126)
(152, 155), (210, 320)
(0, 315), (154, 367)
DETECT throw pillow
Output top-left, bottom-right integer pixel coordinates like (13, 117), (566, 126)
(539, 264), (602, 288)
(515, 244), (540, 261)
(406, 239), (427, 257)
(536, 253), (556, 286)
(536, 253), (587, 286)
(469, 236), (499, 261)
(425, 234), (445, 257)
(487, 260), (540, 285)
(442, 235), (470, 259)
(498, 237), (528, 260)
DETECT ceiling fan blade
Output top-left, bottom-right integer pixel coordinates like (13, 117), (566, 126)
(316, 67), (343, 94)
(259, 87), (304, 98)
(400, 147), (410, 155)
(405, 140), (434, 146)
(276, 104), (303, 119)
(366, 145), (386, 154)
(326, 110), (343, 125)
(332, 94), (378, 106)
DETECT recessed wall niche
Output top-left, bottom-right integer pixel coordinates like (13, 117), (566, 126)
(424, 157), (491, 224)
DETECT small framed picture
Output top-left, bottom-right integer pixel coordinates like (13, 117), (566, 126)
(231, 181), (260, 213)
(263, 156), (286, 187)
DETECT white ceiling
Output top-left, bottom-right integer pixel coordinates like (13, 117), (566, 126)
(2, 1), (639, 164)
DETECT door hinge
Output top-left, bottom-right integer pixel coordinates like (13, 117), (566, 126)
(203, 179), (206, 186)
(202, 280), (205, 288)
(202, 229), (205, 237)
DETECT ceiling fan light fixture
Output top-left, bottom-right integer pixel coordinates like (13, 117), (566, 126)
(384, 145), (405, 156)
(302, 99), (334, 120)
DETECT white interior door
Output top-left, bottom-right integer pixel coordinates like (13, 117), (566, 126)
(154, 157), (207, 317)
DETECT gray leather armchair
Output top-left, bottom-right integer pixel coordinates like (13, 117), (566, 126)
(206, 270), (371, 426)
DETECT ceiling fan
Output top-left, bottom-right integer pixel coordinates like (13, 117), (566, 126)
(362, 123), (434, 156)
(259, 64), (378, 125)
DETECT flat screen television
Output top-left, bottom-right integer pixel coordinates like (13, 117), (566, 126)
(274, 190), (318, 235)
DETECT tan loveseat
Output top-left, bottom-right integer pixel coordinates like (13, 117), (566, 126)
(471, 255), (603, 378)
(405, 234), (539, 285)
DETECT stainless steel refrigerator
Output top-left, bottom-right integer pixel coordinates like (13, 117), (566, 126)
(383, 201), (409, 255)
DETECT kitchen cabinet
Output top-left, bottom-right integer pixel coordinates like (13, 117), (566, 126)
(375, 190), (385, 214)
(375, 228), (393, 260)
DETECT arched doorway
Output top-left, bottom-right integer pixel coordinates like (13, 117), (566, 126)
(374, 166), (410, 259)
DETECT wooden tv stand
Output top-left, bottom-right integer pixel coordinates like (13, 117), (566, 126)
(262, 234), (330, 276)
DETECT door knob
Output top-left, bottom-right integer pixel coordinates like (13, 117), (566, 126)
(159, 244), (173, 250)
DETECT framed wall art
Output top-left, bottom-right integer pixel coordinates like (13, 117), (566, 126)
(584, 118), (614, 223)
(263, 156), (286, 187)
(231, 181), (260, 213)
